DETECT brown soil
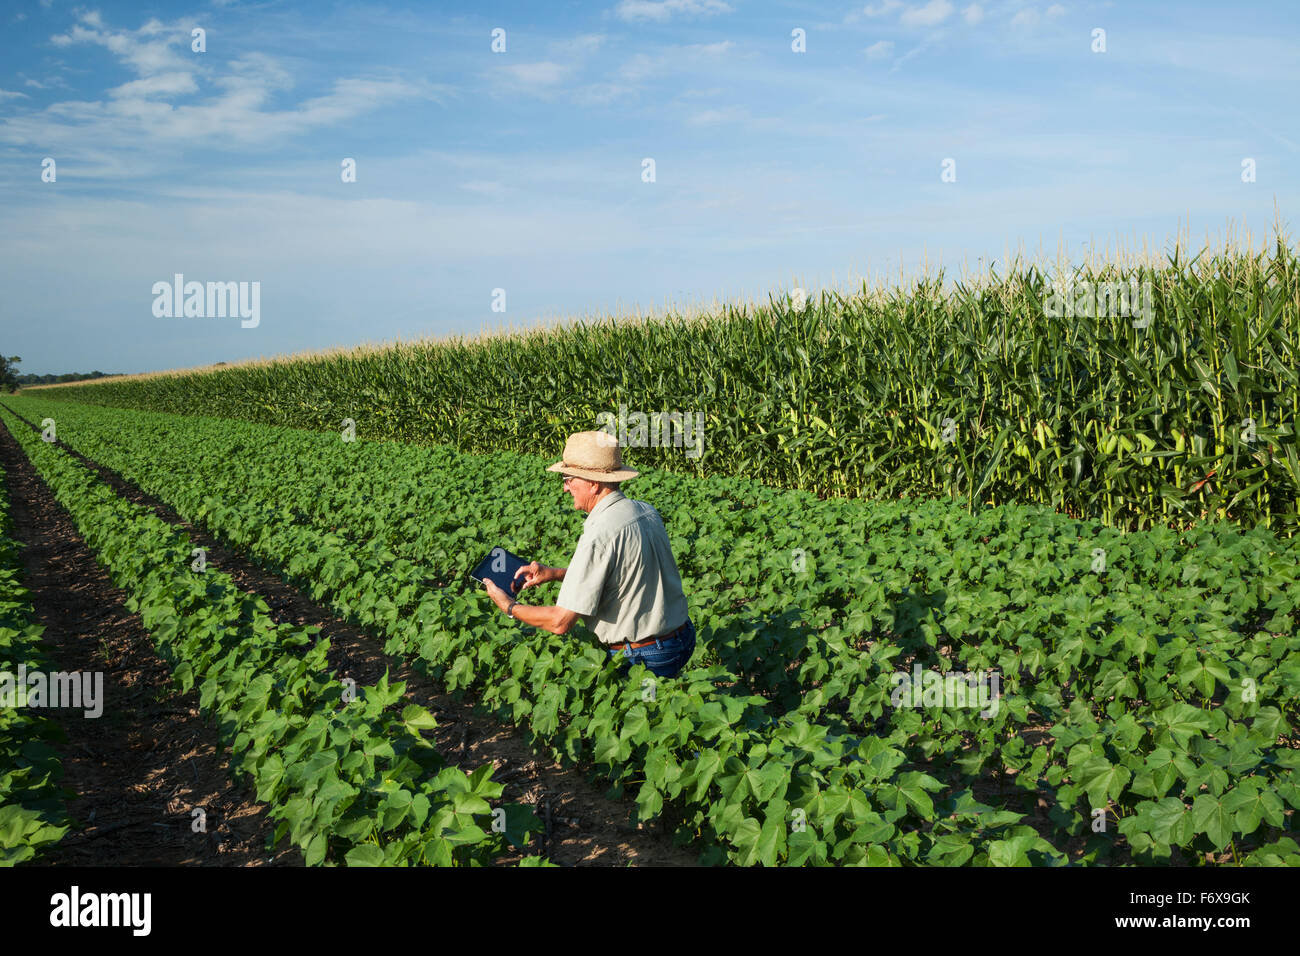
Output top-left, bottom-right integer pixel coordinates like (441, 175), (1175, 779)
(1, 409), (699, 867)
(0, 417), (299, 866)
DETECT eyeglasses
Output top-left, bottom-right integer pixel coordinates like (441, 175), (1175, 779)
(562, 475), (586, 487)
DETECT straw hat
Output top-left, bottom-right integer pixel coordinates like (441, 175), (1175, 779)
(547, 431), (640, 482)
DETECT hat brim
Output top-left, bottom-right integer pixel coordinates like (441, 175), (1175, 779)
(547, 460), (639, 482)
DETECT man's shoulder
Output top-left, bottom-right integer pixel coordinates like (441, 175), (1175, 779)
(587, 495), (661, 538)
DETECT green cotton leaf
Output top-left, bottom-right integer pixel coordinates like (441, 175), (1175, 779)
(716, 760), (760, 805)
(619, 704), (651, 742)
(499, 803), (545, 848)
(1243, 838), (1300, 867)
(304, 832), (330, 867)
(1107, 713), (1146, 751)
(1250, 706), (1286, 743)
(895, 771), (943, 820)
(752, 762), (789, 804)
(689, 750), (722, 803)
(753, 810), (787, 866)
(729, 815), (763, 865)
(593, 733), (622, 766)
(410, 792), (431, 830)
(955, 747), (988, 776)
(846, 812), (895, 845)
(316, 776), (357, 807)
(636, 782), (664, 821)
(451, 791), (493, 817)
(1222, 784), (1284, 835)
(1141, 747), (1196, 797)
(863, 844), (897, 867)
(645, 748), (684, 794)
(1076, 756), (1130, 808)
(345, 844), (386, 866)
(1215, 738), (1265, 775)
(400, 705), (438, 732)
(1192, 793), (1235, 851)
(986, 833), (1036, 867)
(1184, 760), (1230, 797)
(467, 762), (500, 795)
(1154, 702), (1212, 749)
(785, 827), (827, 867)
(1145, 797), (1195, 847)
(927, 834), (975, 866)
(443, 824), (488, 847)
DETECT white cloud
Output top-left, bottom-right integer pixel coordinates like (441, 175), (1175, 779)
(615, 0), (733, 22)
(572, 83), (635, 105)
(0, 58), (425, 152)
(687, 106), (749, 125)
(51, 13), (192, 77)
(901, 0), (954, 27)
(618, 40), (734, 83)
(863, 0), (903, 16)
(108, 72), (197, 99)
(551, 33), (606, 57)
(619, 53), (658, 82)
(459, 180), (511, 198)
(500, 61), (572, 87)
(691, 40), (734, 56)
(21, 73), (72, 91)
(865, 40), (894, 59)
(963, 4), (984, 25)
(0, 89), (30, 101)
(1009, 3), (1068, 29)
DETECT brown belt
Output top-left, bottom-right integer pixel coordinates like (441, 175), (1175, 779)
(608, 620), (689, 651)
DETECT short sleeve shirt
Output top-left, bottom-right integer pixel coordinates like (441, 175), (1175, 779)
(556, 491), (689, 645)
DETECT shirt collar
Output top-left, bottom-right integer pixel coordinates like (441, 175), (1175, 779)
(584, 489), (625, 529)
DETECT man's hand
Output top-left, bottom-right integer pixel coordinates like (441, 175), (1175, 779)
(513, 562), (557, 592)
(483, 578), (513, 614)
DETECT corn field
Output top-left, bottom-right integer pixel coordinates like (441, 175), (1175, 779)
(35, 238), (1300, 534)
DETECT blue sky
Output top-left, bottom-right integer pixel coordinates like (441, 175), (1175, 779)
(1, 0), (1297, 375)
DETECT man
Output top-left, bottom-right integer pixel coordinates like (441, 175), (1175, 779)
(481, 431), (696, 678)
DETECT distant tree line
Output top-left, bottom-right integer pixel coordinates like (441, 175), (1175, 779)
(16, 371), (117, 386)
(0, 356), (120, 393)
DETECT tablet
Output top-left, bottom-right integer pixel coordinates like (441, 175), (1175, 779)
(470, 546), (531, 594)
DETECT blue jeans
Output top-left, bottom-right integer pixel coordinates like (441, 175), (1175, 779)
(606, 619), (696, 678)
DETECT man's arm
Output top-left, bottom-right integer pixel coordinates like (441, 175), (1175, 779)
(511, 602), (578, 635)
(483, 579), (579, 635)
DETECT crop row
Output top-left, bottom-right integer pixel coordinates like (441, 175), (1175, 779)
(33, 244), (1300, 533)
(0, 407), (542, 866)
(0, 398), (1073, 865)
(8, 395), (1299, 863)
(0, 454), (68, 866)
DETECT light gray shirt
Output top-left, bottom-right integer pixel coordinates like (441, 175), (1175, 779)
(556, 491), (689, 645)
